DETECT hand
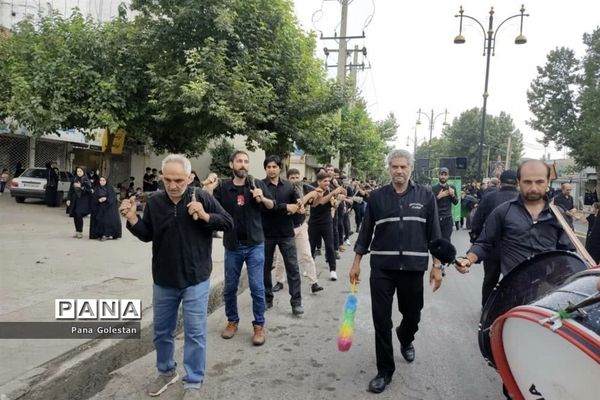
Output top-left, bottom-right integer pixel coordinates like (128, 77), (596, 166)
(66, 200), (70, 207)
(286, 203), (299, 215)
(448, 187), (456, 197)
(119, 195), (138, 221)
(335, 186), (346, 195)
(187, 190), (208, 222)
(99, 197), (107, 203)
(429, 267), (443, 292)
(349, 262), (361, 284)
(437, 190), (448, 199)
(297, 204), (306, 214)
(250, 187), (264, 203)
(455, 257), (471, 274)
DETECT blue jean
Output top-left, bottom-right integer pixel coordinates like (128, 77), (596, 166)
(153, 280), (210, 389)
(224, 244), (265, 326)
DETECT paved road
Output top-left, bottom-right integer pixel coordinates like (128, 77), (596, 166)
(93, 227), (505, 400)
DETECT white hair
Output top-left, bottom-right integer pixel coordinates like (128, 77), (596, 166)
(386, 149), (414, 166)
(161, 154), (192, 175)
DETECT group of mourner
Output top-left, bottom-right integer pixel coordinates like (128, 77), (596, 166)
(109, 149), (592, 399)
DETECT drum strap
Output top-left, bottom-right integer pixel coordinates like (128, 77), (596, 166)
(549, 201), (597, 267)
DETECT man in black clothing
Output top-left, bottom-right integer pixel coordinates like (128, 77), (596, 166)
(308, 171), (346, 281)
(469, 170), (519, 307)
(432, 167), (458, 241)
(349, 149), (442, 394)
(142, 167), (154, 192)
(553, 182), (576, 229)
(204, 150), (275, 347)
(122, 154), (233, 398)
(457, 160), (574, 276)
(261, 155), (304, 315)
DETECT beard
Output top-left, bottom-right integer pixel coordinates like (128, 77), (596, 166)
(524, 191), (544, 201)
(233, 169), (247, 179)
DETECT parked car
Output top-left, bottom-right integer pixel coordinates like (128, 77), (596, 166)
(10, 168), (74, 204)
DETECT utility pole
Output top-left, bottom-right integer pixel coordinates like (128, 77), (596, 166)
(349, 45), (359, 90)
(337, 0), (349, 83)
(505, 135), (512, 169)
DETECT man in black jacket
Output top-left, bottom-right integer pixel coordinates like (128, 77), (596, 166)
(204, 150), (275, 347)
(349, 149), (442, 394)
(121, 154), (233, 399)
(457, 160), (574, 276)
(432, 167), (458, 241)
(469, 170), (519, 307)
(261, 155), (304, 315)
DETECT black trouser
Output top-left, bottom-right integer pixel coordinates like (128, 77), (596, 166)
(73, 215), (84, 233)
(343, 212), (352, 240)
(370, 268), (424, 377)
(264, 237), (302, 307)
(439, 216), (454, 241)
(332, 211), (340, 249)
(337, 209), (345, 245)
(354, 204), (365, 231)
(482, 258), (502, 308)
(308, 222), (336, 271)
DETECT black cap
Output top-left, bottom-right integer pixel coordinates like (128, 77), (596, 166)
(439, 167), (449, 174)
(500, 170), (517, 185)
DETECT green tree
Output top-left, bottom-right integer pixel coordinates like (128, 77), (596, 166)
(527, 29), (600, 196)
(338, 99), (394, 180)
(208, 139), (235, 178)
(416, 108), (523, 181)
(132, 0), (344, 156)
(0, 8), (150, 175)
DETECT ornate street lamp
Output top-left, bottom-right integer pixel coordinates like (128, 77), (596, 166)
(454, 5), (528, 179)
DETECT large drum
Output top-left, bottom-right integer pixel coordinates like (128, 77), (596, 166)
(479, 251), (588, 367)
(490, 269), (600, 400)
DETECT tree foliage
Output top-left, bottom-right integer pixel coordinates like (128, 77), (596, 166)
(415, 108), (523, 181)
(339, 99), (397, 180)
(208, 139), (235, 178)
(527, 28), (600, 195)
(131, 0), (345, 156)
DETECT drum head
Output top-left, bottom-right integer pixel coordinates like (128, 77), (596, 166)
(479, 251), (588, 366)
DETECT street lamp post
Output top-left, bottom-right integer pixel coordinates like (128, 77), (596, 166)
(454, 5), (528, 180)
(416, 108), (449, 178)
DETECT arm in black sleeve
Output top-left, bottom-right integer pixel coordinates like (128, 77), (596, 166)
(354, 201), (375, 255)
(470, 196), (491, 238)
(127, 203), (153, 242)
(197, 189), (234, 232)
(426, 191), (442, 242)
(469, 205), (505, 262)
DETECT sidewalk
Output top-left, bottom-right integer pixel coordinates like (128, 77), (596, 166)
(0, 194), (230, 400)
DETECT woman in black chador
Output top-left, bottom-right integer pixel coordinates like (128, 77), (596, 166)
(44, 162), (59, 207)
(67, 166), (92, 239)
(90, 176), (122, 240)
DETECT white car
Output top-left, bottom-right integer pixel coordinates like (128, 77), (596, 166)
(10, 168), (74, 204)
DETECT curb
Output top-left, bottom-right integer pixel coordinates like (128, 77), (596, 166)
(1, 275), (248, 400)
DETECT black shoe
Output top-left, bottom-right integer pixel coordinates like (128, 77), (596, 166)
(311, 283), (323, 293)
(367, 374), (392, 394)
(335, 251), (341, 260)
(314, 249), (322, 256)
(292, 305), (304, 315)
(272, 282), (284, 292)
(400, 344), (415, 363)
(266, 300), (273, 309)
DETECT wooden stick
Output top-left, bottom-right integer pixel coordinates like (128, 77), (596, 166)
(549, 201), (597, 267)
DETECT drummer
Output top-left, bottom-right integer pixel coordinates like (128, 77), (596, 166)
(456, 159), (575, 275)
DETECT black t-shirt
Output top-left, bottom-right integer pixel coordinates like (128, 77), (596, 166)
(143, 173), (154, 191)
(233, 184), (248, 241)
(309, 191), (333, 225)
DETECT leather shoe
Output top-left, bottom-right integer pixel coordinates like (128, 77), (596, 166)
(311, 283), (323, 293)
(400, 344), (415, 363)
(272, 282), (284, 292)
(266, 300), (273, 309)
(292, 305), (304, 315)
(368, 374), (392, 393)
